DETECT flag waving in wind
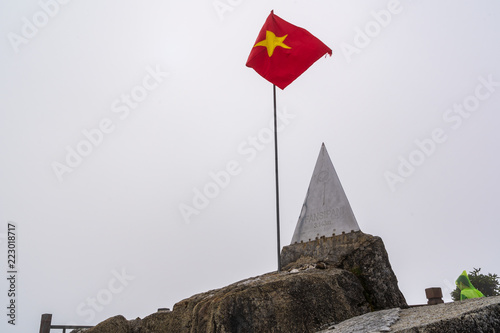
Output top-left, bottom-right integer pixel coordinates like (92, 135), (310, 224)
(246, 10), (332, 89)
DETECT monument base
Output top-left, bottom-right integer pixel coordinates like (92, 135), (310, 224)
(281, 231), (408, 310)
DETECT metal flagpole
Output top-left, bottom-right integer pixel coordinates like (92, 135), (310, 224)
(273, 84), (281, 272)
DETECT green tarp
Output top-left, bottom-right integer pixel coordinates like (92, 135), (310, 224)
(456, 270), (485, 300)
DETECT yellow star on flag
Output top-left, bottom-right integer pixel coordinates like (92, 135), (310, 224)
(254, 30), (291, 57)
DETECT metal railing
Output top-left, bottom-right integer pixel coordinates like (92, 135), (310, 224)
(39, 314), (94, 333)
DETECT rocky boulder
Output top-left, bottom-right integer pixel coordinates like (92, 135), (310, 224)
(140, 268), (371, 332)
(83, 315), (129, 333)
(82, 231), (407, 332)
(281, 231), (407, 310)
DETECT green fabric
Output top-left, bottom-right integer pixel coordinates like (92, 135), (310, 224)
(460, 288), (484, 300)
(456, 270), (485, 300)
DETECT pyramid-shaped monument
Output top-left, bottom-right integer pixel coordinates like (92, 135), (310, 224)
(291, 143), (360, 244)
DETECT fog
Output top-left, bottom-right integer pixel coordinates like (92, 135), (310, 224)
(1, 1), (500, 332)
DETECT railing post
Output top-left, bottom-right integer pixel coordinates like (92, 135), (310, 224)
(425, 287), (444, 305)
(39, 313), (52, 333)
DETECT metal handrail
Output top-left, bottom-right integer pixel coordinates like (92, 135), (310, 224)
(40, 314), (94, 333)
(50, 324), (94, 332)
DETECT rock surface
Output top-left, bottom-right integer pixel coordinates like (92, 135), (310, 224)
(83, 315), (129, 333)
(318, 308), (401, 333)
(390, 296), (500, 332)
(139, 268), (371, 332)
(281, 231), (408, 310)
(319, 296), (500, 333)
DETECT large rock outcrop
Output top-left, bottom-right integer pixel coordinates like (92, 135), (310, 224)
(281, 231), (407, 310)
(76, 296), (500, 333)
(139, 268), (371, 332)
(80, 231), (407, 332)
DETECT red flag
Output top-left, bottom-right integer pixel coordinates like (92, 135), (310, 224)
(246, 10), (332, 90)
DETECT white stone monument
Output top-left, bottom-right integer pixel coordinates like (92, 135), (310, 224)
(291, 143), (360, 244)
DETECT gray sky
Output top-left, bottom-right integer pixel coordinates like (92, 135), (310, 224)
(1, 1), (500, 331)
